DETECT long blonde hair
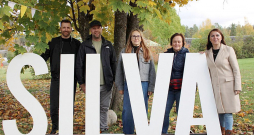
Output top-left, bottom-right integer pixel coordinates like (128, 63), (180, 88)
(125, 29), (151, 62)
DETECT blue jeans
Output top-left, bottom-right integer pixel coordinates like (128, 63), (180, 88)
(219, 113), (233, 130)
(162, 90), (181, 133)
(122, 81), (149, 134)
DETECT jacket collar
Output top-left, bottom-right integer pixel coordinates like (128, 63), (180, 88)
(131, 46), (143, 53)
(207, 43), (225, 64)
(166, 47), (187, 53)
(85, 35), (107, 48)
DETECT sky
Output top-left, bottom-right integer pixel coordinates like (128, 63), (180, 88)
(174, 0), (254, 28)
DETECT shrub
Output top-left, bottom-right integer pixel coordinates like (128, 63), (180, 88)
(242, 36), (254, 58)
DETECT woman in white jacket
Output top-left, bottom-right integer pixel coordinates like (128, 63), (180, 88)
(205, 29), (241, 135)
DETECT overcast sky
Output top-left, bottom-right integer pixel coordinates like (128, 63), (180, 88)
(174, 0), (254, 28)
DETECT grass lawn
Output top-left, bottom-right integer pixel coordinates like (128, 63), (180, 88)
(0, 58), (253, 134)
(0, 66), (33, 81)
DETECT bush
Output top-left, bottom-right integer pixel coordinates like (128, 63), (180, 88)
(149, 46), (168, 64)
(242, 36), (254, 58)
(228, 35), (254, 59)
(228, 36), (244, 58)
(189, 39), (201, 52)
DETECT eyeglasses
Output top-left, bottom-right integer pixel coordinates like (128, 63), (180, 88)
(131, 35), (141, 39)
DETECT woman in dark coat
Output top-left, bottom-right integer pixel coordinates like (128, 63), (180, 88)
(162, 33), (189, 134)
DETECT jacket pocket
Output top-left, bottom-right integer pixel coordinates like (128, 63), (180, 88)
(225, 76), (234, 82)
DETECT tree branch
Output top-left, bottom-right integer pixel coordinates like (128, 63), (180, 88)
(69, 0), (80, 31)
(77, 0), (81, 28)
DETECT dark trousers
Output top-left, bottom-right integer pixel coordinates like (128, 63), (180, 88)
(50, 78), (77, 130)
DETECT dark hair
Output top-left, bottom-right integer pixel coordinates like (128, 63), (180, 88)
(206, 29), (226, 50)
(170, 33), (186, 46)
(60, 20), (71, 26)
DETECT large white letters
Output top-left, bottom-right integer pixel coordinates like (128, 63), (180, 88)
(85, 54), (101, 135)
(175, 54), (221, 135)
(59, 54), (75, 135)
(3, 53), (222, 135)
(3, 53), (48, 135)
(122, 53), (174, 135)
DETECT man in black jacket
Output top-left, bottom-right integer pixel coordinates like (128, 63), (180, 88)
(76, 20), (116, 132)
(41, 20), (81, 134)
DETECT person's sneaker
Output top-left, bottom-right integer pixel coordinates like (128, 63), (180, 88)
(100, 128), (109, 134)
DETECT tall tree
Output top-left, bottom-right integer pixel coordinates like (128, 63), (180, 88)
(229, 23), (236, 36)
(110, 9), (127, 112)
(184, 25), (190, 38)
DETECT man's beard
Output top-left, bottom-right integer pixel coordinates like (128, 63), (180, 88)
(93, 34), (101, 39)
(62, 31), (71, 38)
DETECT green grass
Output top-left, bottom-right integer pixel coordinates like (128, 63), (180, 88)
(235, 58), (254, 131)
(0, 67), (33, 81)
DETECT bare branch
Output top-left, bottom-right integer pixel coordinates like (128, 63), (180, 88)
(69, 0), (80, 31)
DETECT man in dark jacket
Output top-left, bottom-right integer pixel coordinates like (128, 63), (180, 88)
(76, 20), (116, 132)
(41, 20), (81, 134)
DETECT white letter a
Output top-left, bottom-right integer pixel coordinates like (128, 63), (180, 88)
(175, 54), (221, 135)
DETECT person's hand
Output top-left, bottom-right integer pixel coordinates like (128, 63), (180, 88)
(234, 90), (241, 95)
(148, 91), (153, 96)
(80, 84), (86, 93)
(119, 90), (124, 95)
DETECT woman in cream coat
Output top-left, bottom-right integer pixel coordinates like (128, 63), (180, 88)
(205, 29), (241, 135)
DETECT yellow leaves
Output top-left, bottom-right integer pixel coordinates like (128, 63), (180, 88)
(5, 36), (16, 52)
(170, 2), (176, 7)
(76, 0), (91, 14)
(246, 109), (253, 114)
(170, 117), (175, 121)
(79, 5), (90, 14)
(0, 20), (3, 30)
(194, 105), (199, 110)
(0, 54), (3, 65)
(130, 0), (136, 3)
(46, 33), (52, 43)
(72, 31), (80, 39)
(153, 8), (162, 20)
(77, 1), (84, 7)
(148, 1), (156, 6)
(244, 118), (251, 123)
(238, 112), (245, 117)
(172, 0), (191, 7)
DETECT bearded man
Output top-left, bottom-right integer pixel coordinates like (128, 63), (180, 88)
(41, 19), (81, 134)
(76, 20), (116, 133)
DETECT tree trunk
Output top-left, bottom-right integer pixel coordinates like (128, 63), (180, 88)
(78, 13), (92, 41)
(110, 10), (127, 113)
(126, 1), (139, 40)
(77, 0), (95, 41)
